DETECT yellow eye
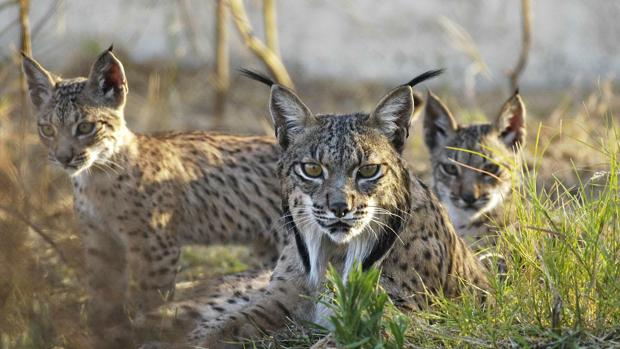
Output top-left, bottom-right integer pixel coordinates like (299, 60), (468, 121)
(358, 164), (380, 179)
(39, 125), (55, 138)
(77, 122), (95, 135)
(301, 163), (323, 178)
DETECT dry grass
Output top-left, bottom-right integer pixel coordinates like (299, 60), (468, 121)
(0, 46), (618, 348)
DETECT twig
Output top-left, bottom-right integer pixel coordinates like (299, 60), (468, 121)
(0, 205), (70, 265)
(18, 0), (31, 214)
(18, 0), (30, 56)
(213, 0), (229, 124)
(229, 0), (294, 89)
(263, 0), (280, 56)
(509, 0), (532, 91)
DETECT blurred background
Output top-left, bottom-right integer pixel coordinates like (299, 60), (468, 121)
(0, 1), (618, 348)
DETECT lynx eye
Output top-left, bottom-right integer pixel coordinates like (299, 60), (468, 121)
(357, 164), (380, 179)
(482, 163), (500, 175)
(39, 124), (55, 138)
(76, 122), (96, 136)
(440, 163), (458, 176)
(301, 163), (323, 178)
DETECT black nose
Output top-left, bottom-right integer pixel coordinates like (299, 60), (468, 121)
(56, 154), (73, 166)
(329, 202), (350, 218)
(461, 192), (478, 205)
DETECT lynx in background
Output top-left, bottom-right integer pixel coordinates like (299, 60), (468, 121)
(423, 91), (526, 250)
(22, 47), (284, 346)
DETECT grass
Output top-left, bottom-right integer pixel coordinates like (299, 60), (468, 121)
(325, 263), (409, 349)
(0, 48), (619, 348)
(281, 123), (619, 349)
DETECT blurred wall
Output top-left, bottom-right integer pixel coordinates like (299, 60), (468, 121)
(1, 0), (618, 90)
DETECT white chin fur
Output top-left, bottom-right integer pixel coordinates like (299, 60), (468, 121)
(438, 187), (506, 229)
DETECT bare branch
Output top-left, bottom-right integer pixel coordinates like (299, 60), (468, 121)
(263, 0), (280, 56)
(509, 0), (532, 91)
(18, 0), (32, 188)
(229, 0), (294, 89)
(213, 0), (230, 124)
(18, 0), (30, 56)
(0, 205), (70, 266)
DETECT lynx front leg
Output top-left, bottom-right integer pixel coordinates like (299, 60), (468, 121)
(127, 230), (180, 315)
(191, 247), (314, 349)
(81, 223), (132, 348)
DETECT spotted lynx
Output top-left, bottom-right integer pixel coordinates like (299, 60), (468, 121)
(423, 91), (526, 250)
(145, 70), (489, 349)
(22, 48), (284, 344)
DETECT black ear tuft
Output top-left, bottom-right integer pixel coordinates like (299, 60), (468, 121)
(402, 69), (444, 88)
(239, 68), (275, 87)
(107, 44), (114, 52)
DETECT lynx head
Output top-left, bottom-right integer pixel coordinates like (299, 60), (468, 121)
(22, 47), (129, 176)
(241, 69), (441, 283)
(423, 91), (526, 227)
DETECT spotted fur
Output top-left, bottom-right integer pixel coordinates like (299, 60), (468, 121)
(149, 72), (489, 348)
(22, 49), (285, 344)
(423, 91), (526, 250)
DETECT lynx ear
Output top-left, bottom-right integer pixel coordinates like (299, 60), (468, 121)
(22, 54), (55, 111)
(423, 92), (457, 152)
(87, 46), (128, 108)
(368, 85), (414, 153)
(269, 85), (316, 149)
(494, 92), (526, 148)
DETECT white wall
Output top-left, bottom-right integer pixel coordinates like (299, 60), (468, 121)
(1, 0), (618, 89)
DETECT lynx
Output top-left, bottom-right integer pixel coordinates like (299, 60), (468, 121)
(423, 91), (526, 250)
(22, 48), (285, 344)
(144, 70), (489, 349)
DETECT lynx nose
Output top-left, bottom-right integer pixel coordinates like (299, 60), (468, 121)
(55, 150), (74, 166)
(329, 202), (350, 218)
(461, 192), (478, 205)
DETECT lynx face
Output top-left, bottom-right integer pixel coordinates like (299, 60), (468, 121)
(23, 48), (128, 176)
(423, 92), (526, 228)
(274, 86), (412, 246)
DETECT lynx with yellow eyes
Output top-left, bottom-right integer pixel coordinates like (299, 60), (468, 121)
(23, 48), (285, 347)
(424, 91), (526, 250)
(159, 70), (489, 349)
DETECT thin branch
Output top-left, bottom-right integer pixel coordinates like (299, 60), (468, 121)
(18, 0), (31, 211)
(263, 0), (280, 56)
(509, 0), (532, 91)
(229, 0), (294, 89)
(213, 0), (229, 124)
(0, 205), (70, 265)
(18, 0), (30, 56)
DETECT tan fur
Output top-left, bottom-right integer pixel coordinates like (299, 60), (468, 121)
(23, 49), (285, 346)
